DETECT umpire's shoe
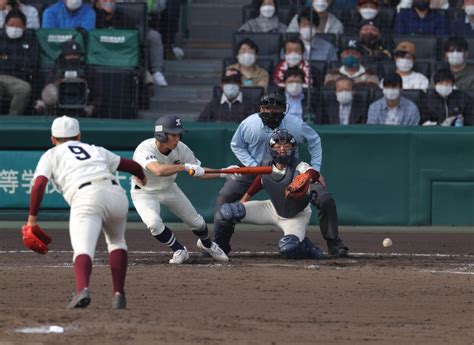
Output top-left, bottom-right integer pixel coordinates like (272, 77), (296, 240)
(66, 288), (91, 309)
(112, 292), (126, 309)
(328, 239), (349, 258)
(197, 239), (229, 262)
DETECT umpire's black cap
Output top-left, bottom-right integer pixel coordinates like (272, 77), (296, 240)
(260, 92), (286, 108)
(154, 115), (188, 136)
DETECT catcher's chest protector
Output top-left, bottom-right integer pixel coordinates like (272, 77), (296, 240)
(262, 159), (310, 218)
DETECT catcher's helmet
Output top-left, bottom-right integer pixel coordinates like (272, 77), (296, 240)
(154, 115), (187, 143)
(269, 129), (296, 165)
(259, 92), (286, 130)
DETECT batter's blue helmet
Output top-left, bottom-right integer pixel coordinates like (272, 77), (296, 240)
(154, 115), (187, 143)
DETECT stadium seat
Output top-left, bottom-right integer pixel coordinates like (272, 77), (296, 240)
(392, 35), (438, 61)
(36, 28), (85, 65)
(88, 66), (139, 118)
(233, 32), (282, 56)
(115, 2), (148, 42)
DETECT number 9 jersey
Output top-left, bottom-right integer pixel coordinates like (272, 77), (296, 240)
(33, 140), (121, 205)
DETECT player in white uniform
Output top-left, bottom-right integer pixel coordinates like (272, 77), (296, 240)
(25, 116), (146, 309)
(131, 115), (233, 264)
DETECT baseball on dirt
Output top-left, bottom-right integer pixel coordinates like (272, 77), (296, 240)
(383, 238), (393, 248)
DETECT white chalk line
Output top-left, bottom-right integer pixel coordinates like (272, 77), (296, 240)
(0, 249), (473, 258)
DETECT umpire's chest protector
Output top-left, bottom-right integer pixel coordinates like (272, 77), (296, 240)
(262, 159), (310, 219)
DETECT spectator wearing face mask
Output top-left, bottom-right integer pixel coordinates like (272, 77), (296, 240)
(367, 73), (420, 125)
(358, 20), (392, 64)
(324, 40), (379, 88)
(0, 0), (39, 28)
(294, 8), (337, 62)
(280, 67), (317, 121)
(42, 0), (96, 31)
(0, 10), (35, 115)
(273, 37), (315, 88)
(450, 0), (474, 36)
(287, 0), (344, 34)
(94, 0), (168, 86)
(394, 0), (447, 35)
(198, 69), (254, 122)
(392, 41), (429, 91)
(226, 38), (269, 89)
(346, 0), (390, 35)
(238, 0), (287, 33)
(319, 77), (368, 124)
(397, 0), (449, 11)
(437, 37), (474, 90)
(422, 69), (473, 126)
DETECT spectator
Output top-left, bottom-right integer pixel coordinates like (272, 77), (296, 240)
(440, 37), (474, 90)
(394, 0), (448, 35)
(0, 10), (34, 115)
(422, 68), (473, 125)
(393, 41), (429, 91)
(367, 73), (420, 125)
(324, 40), (379, 88)
(450, 0), (474, 37)
(296, 8), (338, 62)
(238, 0), (287, 33)
(0, 0), (39, 28)
(35, 40), (96, 116)
(287, 0), (344, 34)
(346, 0), (391, 35)
(273, 37), (314, 88)
(319, 77), (368, 124)
(42, 0), (96, 32)
(156, 0), (184, 60)
(94, 0), (168, 86)
(281, 67), (317, 121)
(358, 20), (392, 63)
(198, 69), (254, 122)
(398, 0), (450, 9)
(226, 38), (269, 89)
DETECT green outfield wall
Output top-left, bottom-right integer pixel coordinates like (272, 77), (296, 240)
(0, 117), (473, 225)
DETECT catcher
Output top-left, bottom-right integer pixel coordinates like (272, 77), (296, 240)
(218, 130), (324, 259)
(23, 115), (146, 309)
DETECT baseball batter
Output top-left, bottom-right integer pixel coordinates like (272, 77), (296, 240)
(24, 116), (146, 309)
(131, 115), (231, 264)
(219, 130), (323, 259)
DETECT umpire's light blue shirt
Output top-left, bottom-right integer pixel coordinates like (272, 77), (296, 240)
(231, 113), (322, 171)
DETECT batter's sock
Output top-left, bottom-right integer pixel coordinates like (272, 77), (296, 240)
(109, 249), (127, 295)
(154, 227), (184, 252)
(74, 254), (92, 293)
(193, 226), (212, 248)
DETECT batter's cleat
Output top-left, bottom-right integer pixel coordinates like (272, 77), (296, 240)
(197, 239), (229, 262)
(169, 247), (190, 264)
(112, 292), (126, 309)
(328, 239), (349, 258)
(66, 288), (91, 309)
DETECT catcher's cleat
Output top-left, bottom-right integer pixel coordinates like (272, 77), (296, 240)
(169, 247), (190, 264)
(112, 292), (126, 310)
(328, 239), (349, 258)
(66, 288), (91, 309)
(197, 240), (229, 262)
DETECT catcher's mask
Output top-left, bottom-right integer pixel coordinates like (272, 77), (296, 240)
(269, 129), (296, 165)
(259, 92), (287, 130)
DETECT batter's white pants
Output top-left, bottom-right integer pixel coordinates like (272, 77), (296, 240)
(131, 183), (205, 236)
(69, 180), (129, 261)
(242, 200), (312, 241)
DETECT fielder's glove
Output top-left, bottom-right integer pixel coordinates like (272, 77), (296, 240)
(285, 173), (312, 199)
(21, 224), (52, 255)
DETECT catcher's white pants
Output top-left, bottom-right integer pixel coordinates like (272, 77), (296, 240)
(242, 200), (311, 241)
(131, 183), (205, 236)
(69, 180), (129, 261)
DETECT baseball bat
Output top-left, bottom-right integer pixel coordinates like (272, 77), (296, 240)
(188, 166), (272, 176)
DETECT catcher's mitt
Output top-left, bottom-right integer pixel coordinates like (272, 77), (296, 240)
(21, 224), (52, 255)
(285, 173), (312, 199)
